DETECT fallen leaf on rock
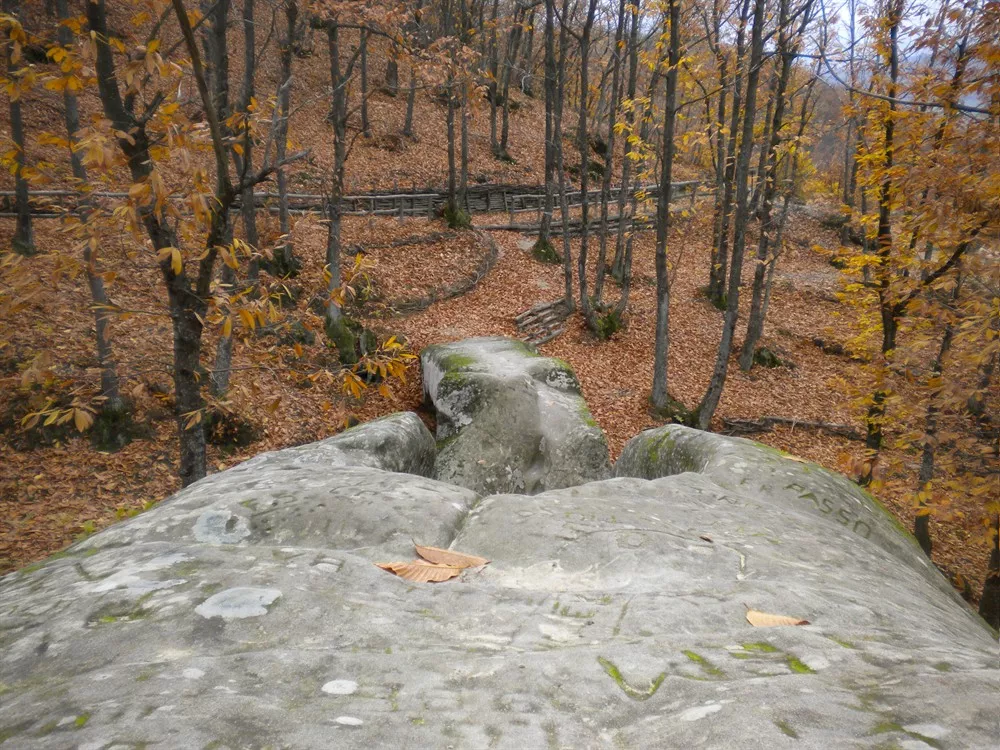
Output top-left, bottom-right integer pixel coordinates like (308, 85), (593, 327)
(784, 455), (809, 463)
(375, 560), (463, 583)
(746, 609), (810, 627)
(414, 544), (490, 568)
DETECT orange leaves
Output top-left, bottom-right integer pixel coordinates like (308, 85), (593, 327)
(745, 609), (810, 627)
(375, 560), (463, 583)
(413, 544), (489, 568)
(376, 543), (490, 584)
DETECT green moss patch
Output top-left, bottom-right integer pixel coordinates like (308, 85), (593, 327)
(597, 657), (666, 701)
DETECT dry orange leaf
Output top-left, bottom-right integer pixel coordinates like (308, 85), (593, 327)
(746, 609), (810, 627)
(414, 544), (490, 569)
(375, 560), (462, 583)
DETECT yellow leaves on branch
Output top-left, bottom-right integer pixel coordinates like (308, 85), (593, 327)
(157, 246), (183, 275)
(376, 543), (490, 584)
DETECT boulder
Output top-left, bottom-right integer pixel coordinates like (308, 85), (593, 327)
(421, 336), (611, 494)
(2, 416), (996, 749)
(614, 424), (937, 582)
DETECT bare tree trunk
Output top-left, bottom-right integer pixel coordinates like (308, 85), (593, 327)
(403, 0), (421, 138)
(499, 8), (524, 159)
(360, 27), (371, 137)
(708, 0), (751, 307)
(593, 0), (627, 303)
(535, 0), (557, 255)
(610, 0), (640, 283)
(488, 0), (499, 154)
(861, 0), (903, 485)
(238, 0), (259, 284)
(460, 83), (469, 212)
(323, 23), (359, 364)
(3, 0), (32, 253)
(914, 319), (955, 557)
(739, 0), (812, 371)
(520, 8), (536, 96)
(57, 0), (122, 415)
(556, 0), (573, 310)
(650, 0), (681, 410)
(274, 1), (297, 274)
(214, 0), (262, 398)
(749, 68), (777, 217)
(575, 0), (599, 329)
(385, 52), (399, 96)
(695, 0), (765, 429)
(839, 0), (858, 246)
(90, 0), (241, 485)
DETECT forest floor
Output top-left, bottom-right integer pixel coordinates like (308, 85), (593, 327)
(0, 16), (990, 602)
(0, 199), (991, 605)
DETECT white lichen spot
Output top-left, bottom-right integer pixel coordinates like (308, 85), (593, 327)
(538, 622), (579, 643)
(322, 680), (359, 695)
(193, 510), (250, 545)
(182, 668), (205, 680)
(334, 716), (364, 727)
(902, 724), (950, 740)
(679, 703), (722, 721)
(195, 587), (282, 620)
(799, 653), (830, 671)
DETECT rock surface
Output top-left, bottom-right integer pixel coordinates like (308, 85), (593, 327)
(2, 415), (997, 749)
(421, 336), (611, 494)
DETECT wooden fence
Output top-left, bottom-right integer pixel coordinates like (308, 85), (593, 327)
(0, 180), (705, 220)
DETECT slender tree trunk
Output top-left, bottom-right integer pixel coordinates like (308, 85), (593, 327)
(914, 320), (955, 557)
(695, 0), (765, 429)
(403, 0), (421, 137)
(593, 0), (626, 303)
(214, 0), (261, 396)
(708, 0), (751, 307)
(707, 0), (727, 293)
(3, 0), (32, 253)
(206, 0), (237, 399)
(360, 27), (371, 137)
(650, 0), (681, 410)
(275, 1), (297, 274)
(460, 80), (469, 211)
(488, 0), (499, 154)
(57, 0), (122, 414)
(535, 0), (557, 252)
(556, 0), (573, 310)
(611, 0), (640, 284)
(839, 0), (858, 246)
(90, 0), (236, 485)
(520, 8), (536, 96)
(499, 9), (524, 158)
(749, 68), (777, 217)
(238, 0), (259, 284)
(385, 54), (399, 96)
(861, 0), (903, 485)
(576, 0), (598, 329)
(323, 23), (357, 363)
(739, 0), (810, 370)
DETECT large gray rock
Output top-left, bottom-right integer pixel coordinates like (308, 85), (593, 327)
(1, 416), (996, 749)
(421, 336), (611, 494)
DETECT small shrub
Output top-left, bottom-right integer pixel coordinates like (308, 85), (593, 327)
(443, 204), (471, 229)
(531, 238), (561, 264)
(204, 408), (259, 449)
(594, 307), (623, 340)
(752, 347), (784, 368)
